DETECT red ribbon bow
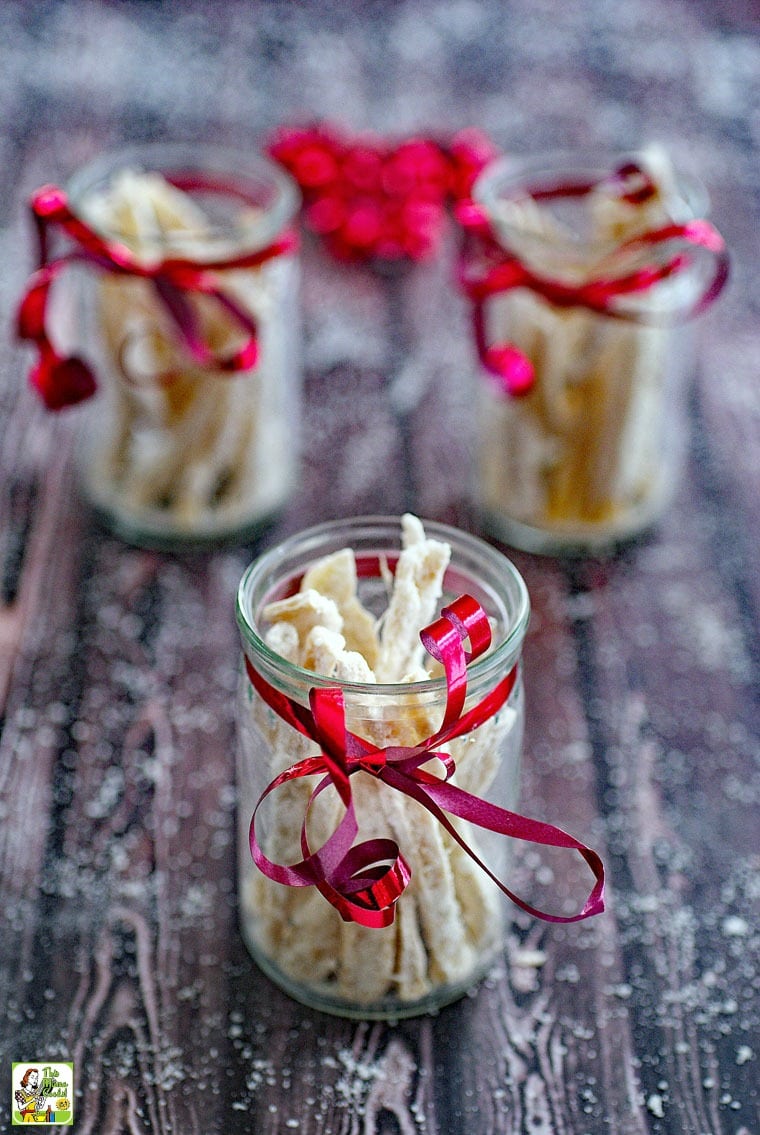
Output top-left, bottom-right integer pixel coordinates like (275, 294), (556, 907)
(267, 122), (499, 263)
(16, 178), (298, 410)
(456, 161), (730, 397)
(245, 593), (605, 929)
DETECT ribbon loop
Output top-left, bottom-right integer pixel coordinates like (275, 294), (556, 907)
(246, 593), (605, 929)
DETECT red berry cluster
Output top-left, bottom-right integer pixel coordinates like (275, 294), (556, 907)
(267, 123), (499, 263)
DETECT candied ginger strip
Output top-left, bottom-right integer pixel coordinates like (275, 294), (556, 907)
(375, 514), (451, 683)
(301, 548), (380, 667)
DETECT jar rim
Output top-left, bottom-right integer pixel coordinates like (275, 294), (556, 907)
(236, 515), (531, 700)
(67, 141), (300, 256)
(473, 147), (710, 256)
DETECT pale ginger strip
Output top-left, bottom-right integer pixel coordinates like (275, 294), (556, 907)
(447, 709), (521, 956)
(165, 288), (262, 517)
(252, 717), (314, 862)
(126, 301), (258, 521)
(263, 620), (300, 664)
(118, 374), (225, 511)
(490, 192), (549, 240)
(578, 321), (645, 520)
(533, 304), (597, 433)
(256, 608), (338, 815)
(200, 376), (260, 511)
(247, 621), (300, 755)
(244, 692), (321, 965)
(361, 706), (477, 992)
(301, 549), (380, 668)
(334, 776), (398, 1004)
(517, 304), (602, 526)
(168, 380), (236, 522)
(299, 626), (374, 855)
(375, 514), (451, 683)
(244, 871), (341, 987)
(200, 283), (270, 508)
(215, 388), (260, 508)
(84, 168), (210, 258)
(252, 623), (316, 862)
(611, 324), (669, 507)
(334, 647), (376, 686)
(449, 707), (519, 797)
(347, 702), (434, 1003)
(381, 678), (518, 975)
(490, 193), (573, 278)
(479, 387), (554, 523)
(301, 625), (349, 676)
(393, 885), (433, 1001)
(538, 325), (611, 526)
(97, 276), (178, 456)
(247, 674), (337, 967)
(447, 827), (503, 955)
(272, 887), (342, 986)
(262, 589), (343, 642)
(484, 291), (588, 527)
(569, 373), (615, 523)
(390, 796), (477, 987)
(93, 172), (265, 523)
(256, 616), (377, 990)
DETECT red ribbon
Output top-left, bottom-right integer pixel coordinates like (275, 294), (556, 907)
(245, 593), (605, 929)
(16, 179), (299, 410)
(456, 161), (730, 397)
(267, 122), (499, 263)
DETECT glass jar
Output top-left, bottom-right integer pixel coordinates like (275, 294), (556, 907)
(67, 143), (301, 549)
(235, 516), (530, 1019)
(466, 148), (728, 555)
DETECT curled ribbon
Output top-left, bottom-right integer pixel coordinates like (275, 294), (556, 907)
(16, 179), (299, 410)
(245, 593), (605, 929)
(456, 160), (730, 396)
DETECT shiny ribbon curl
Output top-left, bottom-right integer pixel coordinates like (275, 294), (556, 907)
(16, 181), (299, 410)
(246, 593), (605, 929)
(455, 161), (730, 397)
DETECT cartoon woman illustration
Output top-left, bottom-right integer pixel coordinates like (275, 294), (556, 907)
(14, 1067), (45, 1122)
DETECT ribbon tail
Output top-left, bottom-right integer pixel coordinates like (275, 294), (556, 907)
(17, 261), (98, 410)
(384, 768), (605, 924)
(153, 276), (260, 373)
(208, 286), (260, 371)
(152, 277), (214, 366)
(244, 656), (318, 740)
(471, 288), (534, 397)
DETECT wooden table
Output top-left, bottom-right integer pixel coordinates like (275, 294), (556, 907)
(1, 1), (758, 1131)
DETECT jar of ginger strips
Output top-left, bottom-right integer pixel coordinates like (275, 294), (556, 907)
(19, 143), (301, 548)
(235, 514), (531, 1019)
(461, 147), (729, 554)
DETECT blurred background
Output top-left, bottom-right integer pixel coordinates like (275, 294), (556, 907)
(3, 0), (758, 526)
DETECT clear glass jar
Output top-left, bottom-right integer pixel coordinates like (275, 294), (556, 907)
(235, 516), (530, 1019)
(68, 143), (301, 549)
(469, 149), (725, 555)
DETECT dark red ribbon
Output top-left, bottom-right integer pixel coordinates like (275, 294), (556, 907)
(16, 180), (298, 410)
(245, 593), (605, 929)
(456, 161), (730, 396)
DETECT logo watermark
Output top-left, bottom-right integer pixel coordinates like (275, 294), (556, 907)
(11, 1063), (74, 1126)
